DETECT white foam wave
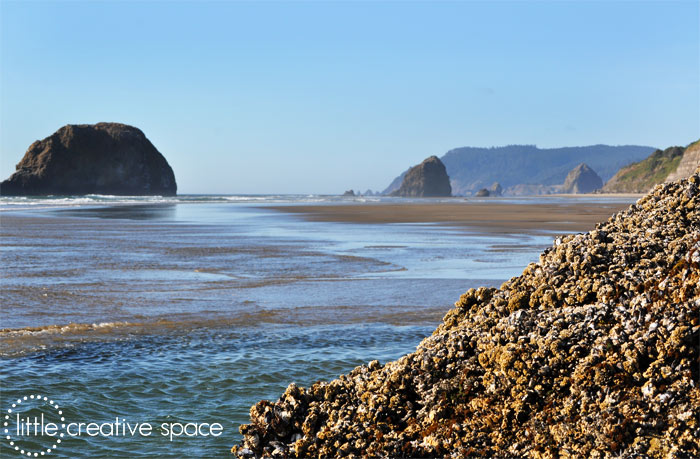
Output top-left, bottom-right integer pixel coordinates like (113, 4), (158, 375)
(0, 321), (135, 337)
(0, 193), (389, 210)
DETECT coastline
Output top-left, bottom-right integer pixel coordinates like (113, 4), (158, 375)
(264, 200), (637, 234)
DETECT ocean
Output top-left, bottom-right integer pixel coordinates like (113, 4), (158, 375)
(0, 194), (631, 457)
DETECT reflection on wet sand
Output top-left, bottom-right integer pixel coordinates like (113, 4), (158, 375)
(58, 203), (178, 220)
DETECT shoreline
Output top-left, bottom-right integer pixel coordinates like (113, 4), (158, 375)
(264, 200), (637, 235)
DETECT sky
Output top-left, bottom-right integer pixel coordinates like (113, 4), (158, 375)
(1, 1), (698, 194)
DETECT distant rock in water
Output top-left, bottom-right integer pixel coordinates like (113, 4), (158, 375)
(342, 189), (355, 196)
(0, 123), (177, 196)
(389, 156), (451, 197)
(474, 182), (503, 198)
(602, 144), (688, 193)
(561, 163), (602, 194)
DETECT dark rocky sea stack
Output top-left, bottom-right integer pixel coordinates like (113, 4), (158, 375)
(390, 156), (451, 197)
(562, 163), (603, 194)
(233, 167), (700, 458)
(0, 123), (176, 196)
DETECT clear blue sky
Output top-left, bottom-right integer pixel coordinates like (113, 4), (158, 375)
(1, 1), (698, 194)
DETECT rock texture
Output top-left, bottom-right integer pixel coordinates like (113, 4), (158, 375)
(0, 123), (177, 196)
(665, 141), (700, 183)
(474, 188), (490, 197)
(389, 156), (451, 197)
(602, 145), (686, 194)
(561, 163), (603, 194)
(489, 182), (503, 197)
(233, 167), (700, 458)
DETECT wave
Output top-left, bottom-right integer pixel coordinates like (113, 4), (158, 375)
(0, 193), (636, 212)
(0, 194), (386, 211)
(0, 321), (139, 337)
(0, 303), (447, 358)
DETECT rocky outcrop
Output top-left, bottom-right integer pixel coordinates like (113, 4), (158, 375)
(561, 163), (602, 194)
(475, 183), (503, 197)
(0, 123), (176, 196)
(389, 156), (451, 197)
(233, 167), (700, 458)
(602, 145), (686, 194)
(665, 140), (700, 183)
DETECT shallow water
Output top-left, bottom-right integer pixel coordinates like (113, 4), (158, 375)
(1, 323), (433, 458)
(0, 196), (631, 457)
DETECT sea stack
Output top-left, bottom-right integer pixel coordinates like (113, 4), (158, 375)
(561, 163), (602, 194)
(0, 123), (177, 196)
(390, 156), (451, 197)
(233, 167), (700, 458)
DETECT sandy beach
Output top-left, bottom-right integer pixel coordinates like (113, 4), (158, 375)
(266, 200), (637, 234)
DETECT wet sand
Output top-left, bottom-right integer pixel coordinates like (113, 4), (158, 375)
(266, 200), (637, 234)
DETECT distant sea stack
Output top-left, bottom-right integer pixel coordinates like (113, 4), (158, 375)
(561, 163), (602, 194)
(0, 123), (177, 196)
(602, 143), (694, 194)
(475, 182), (503, 197)
(389, 156), (451, 197)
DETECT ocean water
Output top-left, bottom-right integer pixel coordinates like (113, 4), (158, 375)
(0, 195), (621, 458)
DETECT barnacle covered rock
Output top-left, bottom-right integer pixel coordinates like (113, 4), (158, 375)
(233, 168), (700, 458)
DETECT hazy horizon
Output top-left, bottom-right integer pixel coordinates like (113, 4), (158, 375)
(1, 1), (698, 194)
